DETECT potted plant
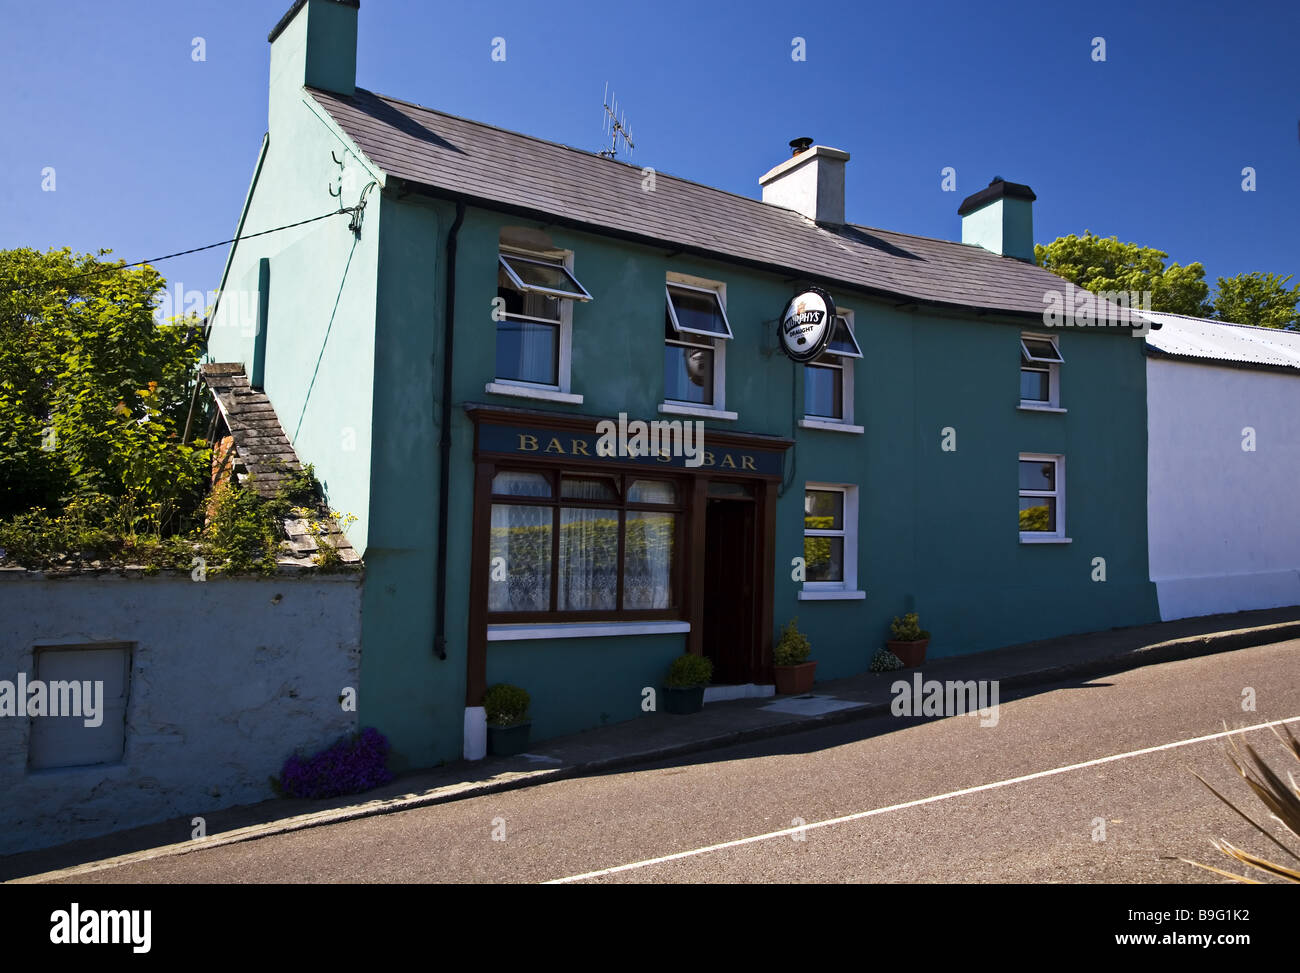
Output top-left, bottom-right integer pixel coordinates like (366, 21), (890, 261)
(773, 617), (816, 694)
(484, 683), (532, 756)
(887, 612), (931, 668)
(663, 653), (713, 714)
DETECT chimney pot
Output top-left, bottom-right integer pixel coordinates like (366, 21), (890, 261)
(789, 137), (814, 156)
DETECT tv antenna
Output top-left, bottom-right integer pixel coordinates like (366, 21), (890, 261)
(599, 82), (635, 160)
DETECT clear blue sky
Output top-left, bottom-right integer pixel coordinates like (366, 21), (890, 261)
(2, 0), (1297, 304)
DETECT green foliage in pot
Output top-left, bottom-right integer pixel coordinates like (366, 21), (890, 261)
(484, 683), (530, 728)
(889, 612), (931, 642)
(869, 647), (905, 672)
(773, 617), (812, 666)
(665, 653), (713, 689)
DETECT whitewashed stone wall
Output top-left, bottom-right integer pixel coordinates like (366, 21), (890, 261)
(0, 570), (362, 855)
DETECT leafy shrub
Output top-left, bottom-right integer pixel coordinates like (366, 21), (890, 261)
(869, 647), (905, 672)
(665, 653), (713, 688)
(0, 247), (210, 520)
(203, 481), (281, 575)
(890, 612), (931, 642)
(484, 683), (530, 727)
(276, 727), (393, 800)
(774, 617), (812, 666)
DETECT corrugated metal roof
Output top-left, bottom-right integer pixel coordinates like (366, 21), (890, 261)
(309, 86), (1137, 324)
(1141, 310), (1300, 370)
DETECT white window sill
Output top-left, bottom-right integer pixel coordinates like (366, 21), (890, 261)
(485, 382), (583, 405)
(658, 402), (738, 421)
(1019, 535), (1072, 544)
(1017, 403), (1067, 413)
(799, 418), (864, 434)
(797, 589), (866, 600)
(487, 620), (690, 641)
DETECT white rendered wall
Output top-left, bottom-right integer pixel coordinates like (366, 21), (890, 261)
(0, 572), (362, 855)
(1147, 357), (1300, 619)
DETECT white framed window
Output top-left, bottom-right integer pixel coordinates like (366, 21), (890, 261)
(1019, 333), (1063, 409)
(1018, 453), (1068, 543)
(492, 248), (589, 396)
(804, 310), (861, 424)
(662, 274), (732, 417)
(799, 483), (864, 599)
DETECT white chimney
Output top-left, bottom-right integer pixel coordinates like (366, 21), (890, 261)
(759, 138), (850, 226)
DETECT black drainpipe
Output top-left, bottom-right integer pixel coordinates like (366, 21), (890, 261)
(433, 200), (466, 660)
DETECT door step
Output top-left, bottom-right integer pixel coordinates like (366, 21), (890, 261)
(703, 683), (775, 703)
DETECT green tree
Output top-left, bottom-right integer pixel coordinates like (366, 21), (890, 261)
(1034, 231), (1210, 317)
(1210, 272), (1300, 330)
(0, 247), (209, 522)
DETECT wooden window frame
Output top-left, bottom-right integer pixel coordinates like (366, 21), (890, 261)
(486, 466), (687, 623)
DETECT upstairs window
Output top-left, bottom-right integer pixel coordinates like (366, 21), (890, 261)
(1020, 334), (1063, 408)
(805, 312), (862, 421)
(664, 281), (732, 409)
(495, 252), (590, 388)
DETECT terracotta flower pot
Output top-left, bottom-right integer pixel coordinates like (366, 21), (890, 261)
(774, 660), (817, 695)
(887, 639), (928, 668)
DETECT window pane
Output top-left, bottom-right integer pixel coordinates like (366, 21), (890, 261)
(628, 479), (677, 504)
(557, 507), (619, 610)
(824, 316), (863, 358)
(804, 535), (844, 582)
(492, 471), (552, 497)
(667, 286), (730, 336)
(497, 273), (560, 322)
(804, 489), (843, 530)
(664, 342), (714, 404)
(1018, 460), (1056, 492)
(805, 363), (843, 418)
(489, 505), (552, 611)
(624, 511), (674, 609)
(1019, 496), (1057, 532)
(1020, 367), (1049, 402)
(561, 476), (619, 501)
(1022, 337), (1063, 363)
(500, 254), (588, 299)
(496, 319), (558, 384)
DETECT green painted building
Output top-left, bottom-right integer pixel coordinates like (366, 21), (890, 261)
(207, 0), (1160, 768)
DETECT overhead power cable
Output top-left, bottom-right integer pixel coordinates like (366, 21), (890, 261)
(0, 207), (359, 296)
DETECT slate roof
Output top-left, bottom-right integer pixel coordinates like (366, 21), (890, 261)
(1141, 310), (1300, 372)
(309, 86), (1136, 325)
(200, 364), (360, 566)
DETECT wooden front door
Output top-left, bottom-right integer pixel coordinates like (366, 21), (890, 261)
(702, 495), (759, 683)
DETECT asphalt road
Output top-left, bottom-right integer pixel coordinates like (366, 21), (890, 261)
(48, 639), (1300, 883)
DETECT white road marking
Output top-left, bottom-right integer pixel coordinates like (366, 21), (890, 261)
(545, 714), (1300, 883)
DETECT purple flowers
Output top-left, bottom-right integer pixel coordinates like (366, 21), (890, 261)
(277, 727), (393, 800)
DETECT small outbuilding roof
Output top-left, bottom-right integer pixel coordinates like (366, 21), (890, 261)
(201, 364), (360, 567)
(1141, 310), (1300, 372)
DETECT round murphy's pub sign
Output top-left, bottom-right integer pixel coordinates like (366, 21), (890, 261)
(778, 286), (836, 363)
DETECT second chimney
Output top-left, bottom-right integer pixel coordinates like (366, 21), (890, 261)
(759, 138), (850, 226)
